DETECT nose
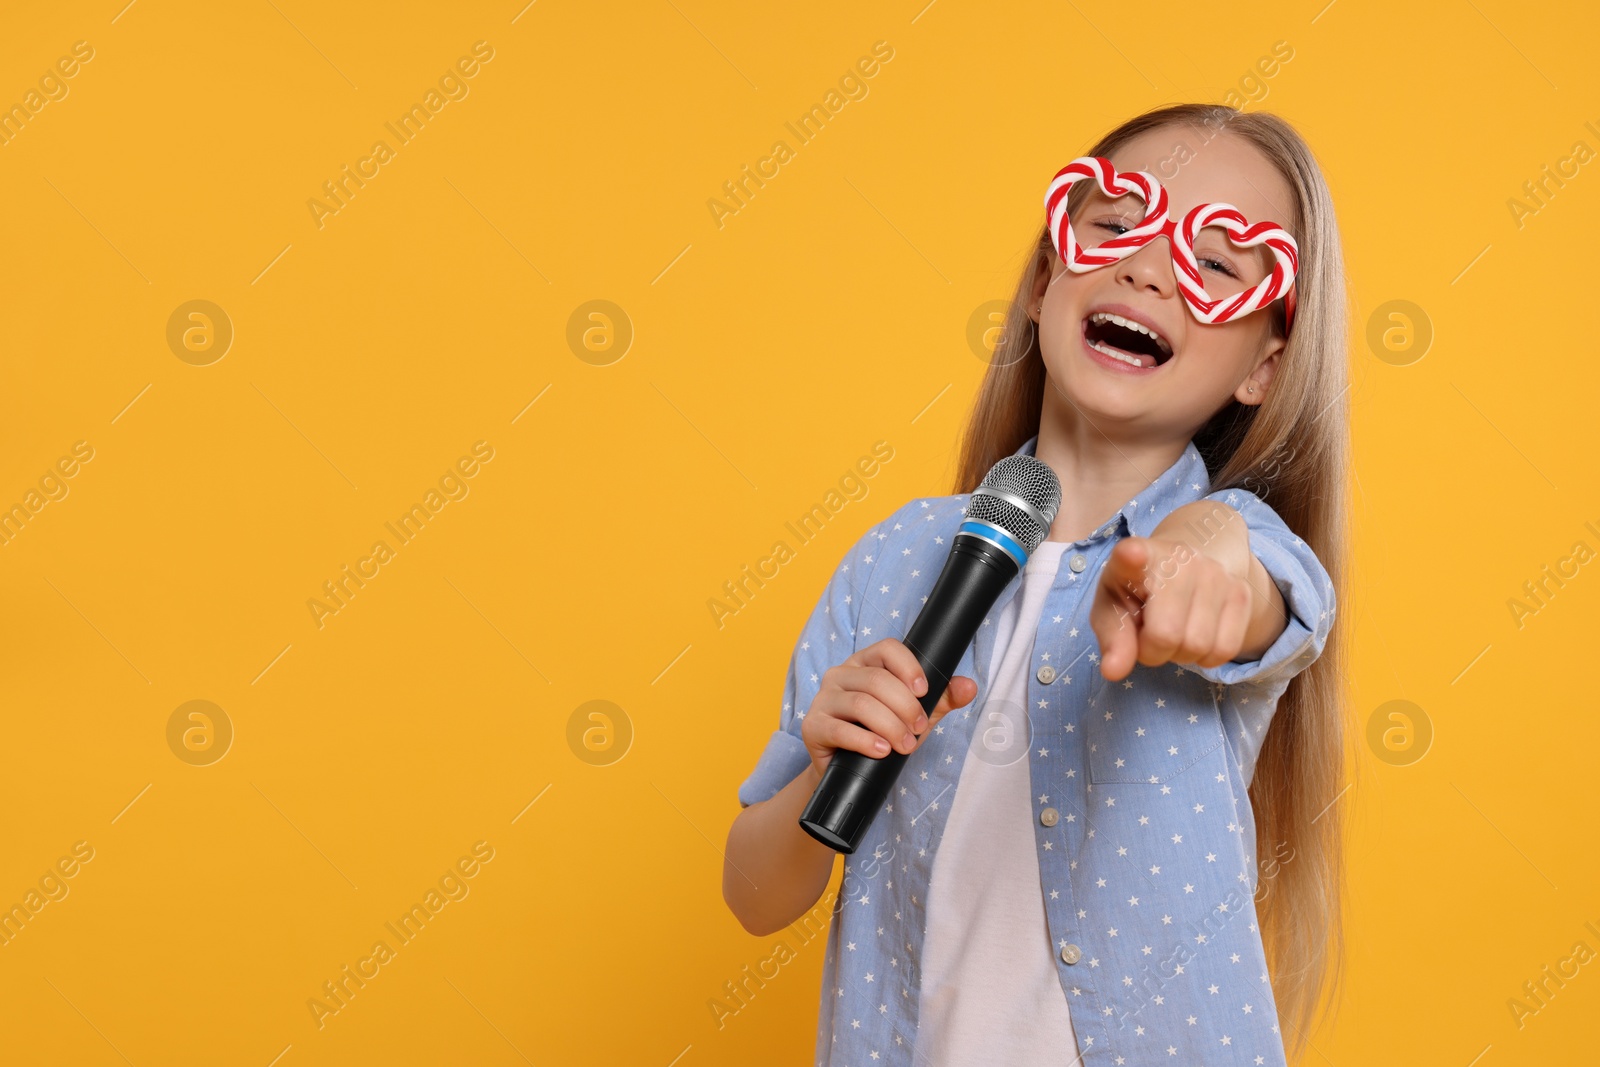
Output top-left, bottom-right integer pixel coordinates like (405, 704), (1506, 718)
(1114, 235), (1177, 299)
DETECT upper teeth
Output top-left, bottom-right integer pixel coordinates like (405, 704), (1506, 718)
(1090, 312), (1171, 354)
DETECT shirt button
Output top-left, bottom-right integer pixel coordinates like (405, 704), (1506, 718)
(1060, 943), (1082, 965)
(1040, 807), (1059, 827)
(1068, 553), (1087, 573)
(1036, 665), (1056, 684)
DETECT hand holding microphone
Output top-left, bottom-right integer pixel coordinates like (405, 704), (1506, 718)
(798, 454), (1062, 853)
(799, 638), (978, 777)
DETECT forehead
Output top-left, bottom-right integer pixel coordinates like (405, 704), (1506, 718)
(1105, 125), (1295, 230)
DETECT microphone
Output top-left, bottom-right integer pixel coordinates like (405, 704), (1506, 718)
(798, 454), (1062, 853)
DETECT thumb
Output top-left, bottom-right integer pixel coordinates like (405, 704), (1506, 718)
(1105, 537), (1152, 599)
(927, 675), (978, 728)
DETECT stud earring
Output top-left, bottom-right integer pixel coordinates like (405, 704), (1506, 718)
(1247, 384), (1256, 394)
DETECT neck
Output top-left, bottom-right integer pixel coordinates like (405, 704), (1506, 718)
(1033, 390), (1191, 543)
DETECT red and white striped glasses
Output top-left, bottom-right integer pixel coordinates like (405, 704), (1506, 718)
(1043, 156), (1298, 332)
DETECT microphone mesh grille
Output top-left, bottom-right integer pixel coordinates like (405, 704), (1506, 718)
(966, 455), (1062, 555)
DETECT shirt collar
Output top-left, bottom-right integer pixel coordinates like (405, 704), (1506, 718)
(1012, 434), (1214, 540)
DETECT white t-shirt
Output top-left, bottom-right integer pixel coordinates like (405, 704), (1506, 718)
(914, 540), (1082, 1065)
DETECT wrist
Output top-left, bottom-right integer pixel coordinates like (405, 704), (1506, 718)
(806, 761), (825, 789)
(1238, 550), (1287, 659)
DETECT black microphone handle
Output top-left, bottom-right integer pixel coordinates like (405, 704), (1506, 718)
(798, 534), (1021, 853)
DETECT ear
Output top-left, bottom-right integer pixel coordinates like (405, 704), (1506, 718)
(1028, 247), (1056, 322)
(1236, 331), (1286, 406)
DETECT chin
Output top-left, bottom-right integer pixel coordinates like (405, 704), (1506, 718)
(1043, 359), (1160, 422)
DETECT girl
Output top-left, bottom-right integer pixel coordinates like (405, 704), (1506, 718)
(725, 103), (1350, 1067)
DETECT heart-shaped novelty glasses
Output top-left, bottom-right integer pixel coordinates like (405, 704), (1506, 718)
(1043, 156), (1298, 332)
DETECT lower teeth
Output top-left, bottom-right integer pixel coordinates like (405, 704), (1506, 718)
(1089, 340), (1154, 368)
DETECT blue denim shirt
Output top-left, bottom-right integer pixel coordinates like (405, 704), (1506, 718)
(736, 433), (1335, 1067)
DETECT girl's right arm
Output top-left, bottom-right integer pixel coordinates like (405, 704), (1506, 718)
(722, 638), (976, 936)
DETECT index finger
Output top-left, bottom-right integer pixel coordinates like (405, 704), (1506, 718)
(857, 638), (930, 701)
(1090, 565), (1142, 682)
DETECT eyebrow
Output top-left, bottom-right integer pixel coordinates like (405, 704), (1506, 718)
(1077, 189), (1145, 212)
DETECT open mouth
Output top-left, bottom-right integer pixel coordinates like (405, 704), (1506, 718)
(1082, 312), (1173, 369)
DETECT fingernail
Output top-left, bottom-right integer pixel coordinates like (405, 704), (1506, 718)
(902, 733), (916, 751)
(914, 675), (927, 696)
(916, 714), (928, 731)
(874, 738), (890, 753)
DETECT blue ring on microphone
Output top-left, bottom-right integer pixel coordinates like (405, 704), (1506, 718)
(958, 520), (1027, 567)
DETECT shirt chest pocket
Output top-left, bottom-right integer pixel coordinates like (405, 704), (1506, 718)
(1083, 666), (1226, 785)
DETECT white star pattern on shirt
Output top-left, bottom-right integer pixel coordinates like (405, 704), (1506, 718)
(732, 436), (1335, 1067)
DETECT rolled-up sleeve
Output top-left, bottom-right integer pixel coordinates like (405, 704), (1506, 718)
(735, 507), (896, 809)
(1183, 487), (1335, 690)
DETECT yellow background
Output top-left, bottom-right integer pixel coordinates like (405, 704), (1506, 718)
(0, 0), (1594, 1063)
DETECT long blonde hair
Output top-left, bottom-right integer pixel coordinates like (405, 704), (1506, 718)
(954, 103), (1352, 1061)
